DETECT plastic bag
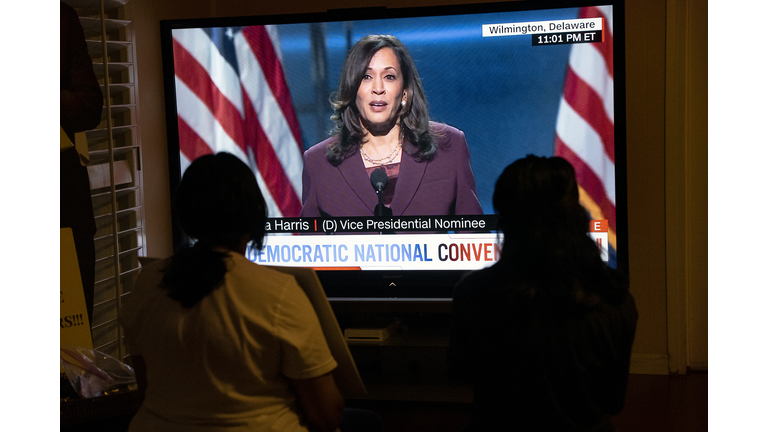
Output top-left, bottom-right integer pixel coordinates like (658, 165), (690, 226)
(60, 346), (137, 399)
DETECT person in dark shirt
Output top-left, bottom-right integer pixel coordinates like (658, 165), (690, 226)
(61, 2), (103, 324)
(61, 2), (102, 142)
(449, 155), (637, 431)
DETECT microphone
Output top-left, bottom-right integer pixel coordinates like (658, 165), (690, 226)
(370, 168), (392, 218)
(370, 168), (388, 193)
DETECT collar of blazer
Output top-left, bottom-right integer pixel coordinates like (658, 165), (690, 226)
(336, 138), (428, 216)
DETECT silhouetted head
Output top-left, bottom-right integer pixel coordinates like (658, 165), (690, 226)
(175, 152), (268, 251)
(492, 155), (627, 307)
(493, 155), (589, 251)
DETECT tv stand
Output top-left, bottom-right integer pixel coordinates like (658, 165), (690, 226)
(329, 299), (472, 403)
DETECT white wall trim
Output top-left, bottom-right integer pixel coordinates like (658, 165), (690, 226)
(664, 0), (690, 375)
(689, 361), (707, 372)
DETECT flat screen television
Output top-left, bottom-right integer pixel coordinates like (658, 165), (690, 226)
(160, 0), (627, 301)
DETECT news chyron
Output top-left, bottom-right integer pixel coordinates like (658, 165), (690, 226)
(482, 17), (604, 46)
(248, 216), (610, 271)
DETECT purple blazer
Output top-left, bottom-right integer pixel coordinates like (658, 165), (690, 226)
(300, 123), (483, 217)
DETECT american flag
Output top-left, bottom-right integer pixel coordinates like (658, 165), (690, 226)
(554, 6), (617, 257)
(172, 25), (304, 218)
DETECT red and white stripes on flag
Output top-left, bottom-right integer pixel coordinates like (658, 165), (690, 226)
(172, 25), (304, 218)
(554, 5), (617, 250)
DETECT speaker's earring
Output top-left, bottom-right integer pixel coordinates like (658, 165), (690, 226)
(401, 99), (406, 107)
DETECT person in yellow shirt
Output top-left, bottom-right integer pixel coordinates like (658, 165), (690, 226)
(120, 153), (381, 432)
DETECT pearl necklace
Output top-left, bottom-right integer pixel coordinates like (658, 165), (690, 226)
(359, 139), (402, 166)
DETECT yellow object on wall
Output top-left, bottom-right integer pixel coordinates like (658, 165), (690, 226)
(60, 126), (89, 166)
(60, 228), (93, 374)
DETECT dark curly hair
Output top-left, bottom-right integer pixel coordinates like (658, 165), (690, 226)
(326, 34), (440, 165)
(161, 153), (268, 308)
(493, 155), (626, 307)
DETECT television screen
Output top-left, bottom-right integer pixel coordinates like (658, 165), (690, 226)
(161, 0), (626, 299)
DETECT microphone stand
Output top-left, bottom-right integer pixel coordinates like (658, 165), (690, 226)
(374, 190), (393, 217)
(371, 168), (393, 233)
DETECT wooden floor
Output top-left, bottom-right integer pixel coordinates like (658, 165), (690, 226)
(62, 372), (707, 432)
(346, 372), (708, 432)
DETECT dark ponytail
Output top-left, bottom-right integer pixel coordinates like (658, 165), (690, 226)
(161, 153), (268, 308)
(161, 244), (229, 308)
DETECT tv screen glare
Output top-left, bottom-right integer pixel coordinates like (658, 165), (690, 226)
(161, 0), (627, 300)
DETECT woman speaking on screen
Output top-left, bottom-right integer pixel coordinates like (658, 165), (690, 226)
(300, 35), (483, 218)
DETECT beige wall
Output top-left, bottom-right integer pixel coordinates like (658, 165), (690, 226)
(131, 0), (707, 372)
(623, 0), (669, 370)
